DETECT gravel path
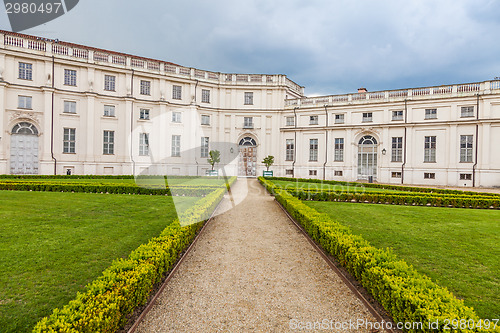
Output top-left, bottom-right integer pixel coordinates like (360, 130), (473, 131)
(135, 178), (383, 332)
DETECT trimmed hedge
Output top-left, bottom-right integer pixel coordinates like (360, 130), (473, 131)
(0, 177), (236, 196)
(290, 190), (500, 209)
(260, 177), (493, 333)
(32, 186), (228, 332)
(266, 176), (500, 198)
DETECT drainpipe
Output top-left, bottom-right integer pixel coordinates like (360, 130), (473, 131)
(292, 107), (298, 176)
(473, 94), (479, 187)
(323, 105), (328, 180)
(50, 55), (57, 175)
(401, 99), (407, 184)
(130, 69), (136, 175)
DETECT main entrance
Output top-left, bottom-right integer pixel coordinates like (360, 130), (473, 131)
(10, 122), (39, 175)
(357, 135), (377, 180)
(238, 137), (257, 177)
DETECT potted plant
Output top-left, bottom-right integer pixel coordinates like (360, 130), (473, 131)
(206, 150), (220, 176)
(262, 155), (274, 177)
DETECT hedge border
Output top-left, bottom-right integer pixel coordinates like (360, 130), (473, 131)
(260, 177), (498, 333)
(266, 176), (500, 198)
(32, 183), (232, 332)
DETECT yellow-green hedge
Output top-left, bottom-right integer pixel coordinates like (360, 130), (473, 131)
(33, 186), (227, 332)
(259, 177), (495, 333)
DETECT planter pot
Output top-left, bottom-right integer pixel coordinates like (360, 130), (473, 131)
(263, 171), (273, 177)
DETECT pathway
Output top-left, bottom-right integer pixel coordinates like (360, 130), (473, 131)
(135, 179), (383, 332)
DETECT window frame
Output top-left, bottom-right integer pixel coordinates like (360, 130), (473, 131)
(392, 110), (403, 121)
(460, 106), (474, 118)
(139, 133), (150, 156)
(243, 117), (254, 129)
(63, 100), (77, 114)
(172, 111), (182, 123)
(201, 89), (210, 103)
(201, 137), (209, 158)
(335, 114), (345, 124)
(201, 115), (211, 126)
(18, 62), (33, 80)
(171, 135), (181, 157)
(309, 115), (319, 125)
(103, 105), (116, 117)
(140, 80), (151, 96)
(172, 85), (182, 100)
(18, 95), (32, 109)
(425, 108), (437, 119)
(139, 108), (150, 120)
(309, 138), (318, 162)
(64, 69), (77, 86)
(362, 112), (373, 122)
(104, 75), (116, 91)
(63, 128), (76, 154)
(391, 137), (403, 162)
(460, 135), (473, 163)
(285, 139), (295, 161)
(244, 92), (254, 105)
(103, 130), (115, 155)
(286, 116), (295, 126)
(334, 138), (344, 162)
(424, 136), (436, 163)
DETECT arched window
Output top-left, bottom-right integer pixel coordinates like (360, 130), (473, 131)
(359, 135), (377, 145)
(12, 122), (38, 135)
(238, 137), (257, 146)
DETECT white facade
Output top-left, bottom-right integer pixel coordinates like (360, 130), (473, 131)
(1, 30), (499, 187)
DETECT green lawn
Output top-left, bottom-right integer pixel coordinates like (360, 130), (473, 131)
(0, 191), (198, 333)
(272, 180), (408, 193)
(0, 177), (230, 187)
(306, 201), (500, 319)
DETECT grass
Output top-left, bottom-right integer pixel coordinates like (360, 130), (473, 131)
(272, 180), (409, 193)
(0, 190), (199, 333)
(306, 201), (500, 319)
(0, 177), (230, 187)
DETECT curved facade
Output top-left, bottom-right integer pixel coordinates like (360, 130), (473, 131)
(1, 30), (500, 187)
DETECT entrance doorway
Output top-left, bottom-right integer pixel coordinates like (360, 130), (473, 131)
(238, 137), (257, 177)
(10, 122), (39, 175)
(357, 135), (377, 180)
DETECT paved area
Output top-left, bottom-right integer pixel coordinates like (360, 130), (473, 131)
(136, 178), (382, 332)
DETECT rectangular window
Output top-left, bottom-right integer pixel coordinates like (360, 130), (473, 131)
(140, 80), (151, 95)
(139, 133), (149, 156)
(244, 117), (254, 128)
(460, 135), (473, 163)
(64, 101), (76, 114)
(172, 111), (181, 123)
(18, 62), (32, 80)
(171, 135), (181, 157)
(201, 137), (209, 158)
(424, 172), (436, 179)
(461, 106), (474, 118)
(334, 138), (344, 162)
(64, 69), (77, 86)
(18, 96), (32, 109)
(244, 92), (254, 105)
(201, 115), (210, 125)
(460, 173), (472, 180)
(392, 110), (403, 121)
(309, 170), (318, 176)
(172, 85), (182, 100)
(424, 136), (436, 162)
(309, 139), (318, 161)
(63, 128), (76, 153)
(335, 114), (344, 124)
(103, 130), (114, 155)
(104, 75), (116, 91)
(309, 115), (319, 125)
(425, 108), (437, 119)
(286, 116), (295, 126)
(104, 105), (115, 117)
(334, 170), (343, 176)
(391, 172), (402, 178)
(286, 139), (295, 161)
(285, 169), (294, 175)
(139, 108), (150, 120)
(362, 112), (373, 122)
(201, 89), (210, 103)
(391, 137), (403, 162)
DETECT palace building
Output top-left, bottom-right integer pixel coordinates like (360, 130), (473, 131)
(1, 30), (499, 187)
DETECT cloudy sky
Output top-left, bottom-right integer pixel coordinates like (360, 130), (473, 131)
(2, 0), (500, 96)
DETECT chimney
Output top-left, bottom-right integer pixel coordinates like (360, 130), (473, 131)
(358, 87), (367, 93)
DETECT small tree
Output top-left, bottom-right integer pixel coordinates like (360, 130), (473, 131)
(207, 150), (221, 171)
(262, 155), (274, 171)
